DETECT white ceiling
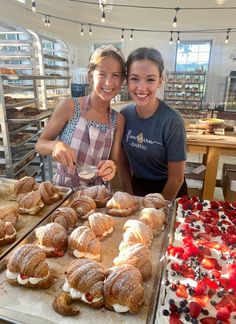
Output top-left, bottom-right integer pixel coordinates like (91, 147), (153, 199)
(5, 0), (236, 41)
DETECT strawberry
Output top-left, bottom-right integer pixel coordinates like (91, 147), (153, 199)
(216, 306), (230, 321)
(176, 284), (188, 298)
(215, 294), (236, 312)
(205, 242), (221, 250)
(193, 294), (209, 307)
(179, 264), (195, 279)
(170, 313), (183, 324)
(189, 301), (202, 318)
(227, 225), (236, 234)
(198, 233), (212, 241)
(200, 317), (217, 324)
(85, 292), (94, 303)
(201, 256), (222, 270)
(194, 280), (208, 296)
(210, 201), (220, 209)
(203, 276), (218, 290)
(20, 273), (29, 280)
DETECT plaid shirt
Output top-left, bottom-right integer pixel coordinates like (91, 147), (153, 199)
(54, 96), (117, 189)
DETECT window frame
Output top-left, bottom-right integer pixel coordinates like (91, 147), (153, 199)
(175, 40), (212, 72)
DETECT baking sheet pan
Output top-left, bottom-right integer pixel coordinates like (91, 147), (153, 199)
(0, 179), (73, 260)
(0, 193), (175, 324)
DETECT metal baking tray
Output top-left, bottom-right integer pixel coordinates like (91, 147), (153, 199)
(7, 110), (52, 123)
(0, 180), (73, 260)
(0, 194), (175, 324)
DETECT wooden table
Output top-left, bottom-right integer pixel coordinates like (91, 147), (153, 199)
(186, 131), (236, 200)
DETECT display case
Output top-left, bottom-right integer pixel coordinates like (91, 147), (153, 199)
(224, 71), (236, 111)
(164, 71), (206, 119)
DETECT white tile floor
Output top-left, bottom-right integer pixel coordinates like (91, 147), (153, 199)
(187, 153), (236, 200)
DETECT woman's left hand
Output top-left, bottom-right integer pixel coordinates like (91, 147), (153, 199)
(97, 160), (116, 181)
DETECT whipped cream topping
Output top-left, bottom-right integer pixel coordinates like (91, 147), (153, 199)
(6, 269), (50, 285)
(112, 303), (129, 313)
(63, 279), (103, 304)
(73, 249), (100, 260)
(102, 227), (114, 237)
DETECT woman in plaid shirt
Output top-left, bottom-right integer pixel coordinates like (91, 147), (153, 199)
(36, 45), (126, 189)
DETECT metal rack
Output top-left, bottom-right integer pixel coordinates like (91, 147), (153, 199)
(224, 71), (236, 111)
(38, 36), (71, 110)
(0, 23), (71, 181)
(164, 71), (206, 119)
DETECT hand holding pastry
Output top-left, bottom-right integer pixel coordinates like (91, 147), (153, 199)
(104, 264), (144, 313)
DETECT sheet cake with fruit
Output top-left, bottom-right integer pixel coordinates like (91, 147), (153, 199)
(158, 196), (236, 324)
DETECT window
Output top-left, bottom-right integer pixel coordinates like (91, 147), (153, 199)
(175, 41), (211, 72)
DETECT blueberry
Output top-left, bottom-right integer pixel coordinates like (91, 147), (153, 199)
(185, 314), (191, 321)
(164, 279), (170, 286)
(201, 309), (209, 315)
(228, 288), (235, 294)
(221, 214), (226, 219)
(217, 291), (224, 298)
(183, 306), (190, 313)
(179, 300), (188, 308)
(191, 319), (198, 324)
(210, 300), (217, 306)
(169, 299), (175, 305)
(162, 309), (169, 316)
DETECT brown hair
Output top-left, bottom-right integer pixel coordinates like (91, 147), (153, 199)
(88, 45), (126, 83)
(126, 47), (164, 77)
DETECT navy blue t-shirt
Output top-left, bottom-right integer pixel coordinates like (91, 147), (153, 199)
(121, 100), (186, 181)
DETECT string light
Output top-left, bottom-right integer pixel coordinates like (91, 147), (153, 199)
(173, 7), (180, 28)
(169, 31), (173, 45)
(177, 31), (180, 44)
(101, 4), (105, 23)
(80, 23), (84, 36)
(225, 28), (231, 43)
(121, 29), (124, 42)
(32, 0), (36, 12)
(130, 29), (133, 40)
(89, 23), (92, 35)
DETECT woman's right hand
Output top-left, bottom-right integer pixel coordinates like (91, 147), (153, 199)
(52, 140), (76, 169)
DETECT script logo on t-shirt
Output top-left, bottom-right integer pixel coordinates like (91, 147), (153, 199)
(125, 129), (162, 150)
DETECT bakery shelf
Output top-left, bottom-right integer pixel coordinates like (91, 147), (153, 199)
(5, 98), (38, 108)
(7, 110), (52, 123)
(164, 71), (206, 117)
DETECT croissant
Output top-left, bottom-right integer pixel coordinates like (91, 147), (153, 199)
(79, 184), (111, 207)
(52, 292), (80, 316)
(68, 225), (101, 261)
(88, 212), (115, 240)
(106, 191), (140, 217)
(51, 207), (78, 233)
(35, 222), (68, 257)
(6, 243), (52, 288)
(0, 205), (18, 226)
(62, 259), (105, 308)
(113, 243), (152, 281)
(39, 181), (62, 205)
(14, 176), (38, 196)
(142, 193), (166, 209)
(121, 220), (153, 248)
(70, 195), (96, 219)
(139, 207), (166, 236)
(0, 219), (16, 246)
(17, 190), (44, 215)
(104, 264), (144, 313)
